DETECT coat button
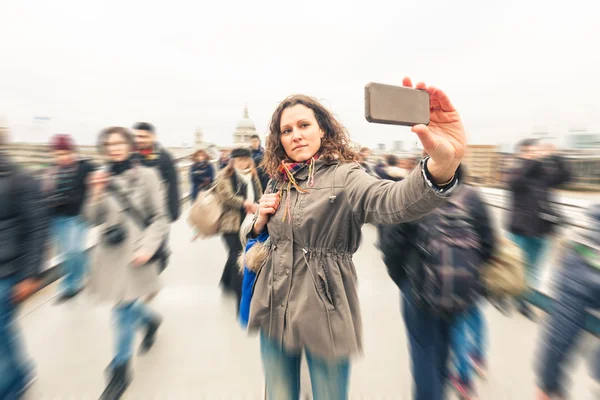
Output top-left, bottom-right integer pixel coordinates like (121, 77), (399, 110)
(281, 302), (285, 307)
(285, 270), (289, 275)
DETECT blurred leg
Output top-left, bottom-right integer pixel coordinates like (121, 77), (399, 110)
(451, 312), (471, 385)
(112, 302), (136, 368)
(0, 278), (28, 397)
(400, 280), (450, 400)
(260, 333), (301, 400)
(306, 349), (350, 400)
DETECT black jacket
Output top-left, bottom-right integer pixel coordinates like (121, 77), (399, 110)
(136, 145), (181, 222)
(0, 159), (48, 281)
(252, 147), (269, 193)
(507, 156), (571, 237)
(45, 159), (96, 217)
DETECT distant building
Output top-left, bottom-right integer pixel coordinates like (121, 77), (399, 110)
(233, 106), (257, 144)
(463, 144), (500, 186)
(392, 141), (404, 152)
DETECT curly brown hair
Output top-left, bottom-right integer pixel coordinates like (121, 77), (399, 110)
(263, 95), (357, 177)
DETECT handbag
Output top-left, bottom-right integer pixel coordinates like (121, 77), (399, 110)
(482, 234), (526, 297)
(107, 183), (170, 270)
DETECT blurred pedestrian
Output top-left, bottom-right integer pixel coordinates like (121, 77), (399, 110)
(189, 149), (214, 202)
(214, 147), (262, 311)
(241, 77), (465, 399)
(249, 134), (269, 191)
(84, 127), (168, 399)
(0, 150), (46, 399)
(218, 150), (230, 170)
(42, 134), (96, 302)
(507, 139), (571, 319)
(535, 204), (600, 399)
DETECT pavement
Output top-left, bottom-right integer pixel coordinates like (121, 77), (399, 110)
(16, 205), (598, 399)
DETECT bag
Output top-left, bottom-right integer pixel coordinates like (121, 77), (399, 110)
(413, 192), (483, 318)
(102, 224), (127, 246)
(239, 231), (270, 328)
(377, 221), (419, 288)
(482, 234), (526, 297)
(188, 184), (224, 239)
(107, 184), (170, 271)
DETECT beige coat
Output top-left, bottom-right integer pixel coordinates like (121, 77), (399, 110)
(214, 170), (263, 233)
(83, 166), (168, 305)
(241, 159), (455, 361)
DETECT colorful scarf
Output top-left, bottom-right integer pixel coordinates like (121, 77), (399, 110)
(277, 155), (319, 222)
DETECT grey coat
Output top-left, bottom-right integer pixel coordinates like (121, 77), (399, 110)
(241, 159), (456, 361)
(83, 166), (168, 305)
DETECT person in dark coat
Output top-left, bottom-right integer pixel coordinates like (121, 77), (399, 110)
(42, 134), (96, 302)
(0, 151), (46, 399)
(249, 134), (269, 191)
(132, 122), (180, 223)
(189, 149), (214, 202)
(507, 139), (571, 319)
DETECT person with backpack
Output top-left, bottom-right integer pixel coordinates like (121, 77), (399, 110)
(380, 168), (495, 400)
(507, 139), (570, 319)
(83, 127), (168, 399)
(189, 149), (214, 202)
(214, 147), (262, 312)
(0, 150), (47, 399)
(42, 134), (96, 303)
(535, 204), (600, 400)
(241, 78), (466, 399)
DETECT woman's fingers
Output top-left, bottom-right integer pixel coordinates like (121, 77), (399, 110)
(261, 207), (277, 215)
(402, 77), (413, 88)
(426, 86), (455, 112)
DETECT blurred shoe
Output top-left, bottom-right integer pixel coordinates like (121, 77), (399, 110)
(54, 288), (83, 304)
(139, 316), (162, 355)
(451, 377), (477, 400)
(518, 302), (537, 321)
(101, 362), (131, 400)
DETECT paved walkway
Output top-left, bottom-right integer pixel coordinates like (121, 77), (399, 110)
(17, 208), (597, 399)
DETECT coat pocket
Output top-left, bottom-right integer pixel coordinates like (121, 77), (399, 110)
(316, 262), (336, 311)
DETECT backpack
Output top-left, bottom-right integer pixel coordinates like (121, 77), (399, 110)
(188, 184), (223, 239)
(377, 221), (419, 288)
(481, 234), (526, 297)
(412, 188), (484, 318)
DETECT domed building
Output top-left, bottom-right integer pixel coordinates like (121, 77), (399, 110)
(233, 105), (257, 144)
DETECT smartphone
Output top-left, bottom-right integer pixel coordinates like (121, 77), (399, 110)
(364, 82), (430, 126)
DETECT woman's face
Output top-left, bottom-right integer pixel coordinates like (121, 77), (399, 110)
(280, 104), (323, 162)
(233, 157), (252, 171)
(104, 133), (131, 162)
(196, 152), (207, 162)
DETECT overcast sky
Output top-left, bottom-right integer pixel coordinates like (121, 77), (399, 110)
(0, 0), (597, 150)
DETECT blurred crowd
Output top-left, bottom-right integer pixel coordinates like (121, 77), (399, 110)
(0, 113), (598, 400)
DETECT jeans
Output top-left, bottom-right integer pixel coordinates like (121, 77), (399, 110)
(53, 216), (88, 294)
(510, 233), (548, 290)
(536, 248), (600, 396)
(111, 301), (158, 367)
(450, 304), (486, 385)
(400, 279), (452, 400)
(260, 334), (350, 400)
(0, 278), (33, 398)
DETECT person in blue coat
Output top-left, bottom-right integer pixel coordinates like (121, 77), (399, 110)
(189, 149), (214, 202)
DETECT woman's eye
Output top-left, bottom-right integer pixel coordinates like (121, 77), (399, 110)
(301, 123), (309, 128)
(282, 129), (292, 134)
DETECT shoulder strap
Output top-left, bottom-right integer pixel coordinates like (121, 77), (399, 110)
(107, 183), (149, 230)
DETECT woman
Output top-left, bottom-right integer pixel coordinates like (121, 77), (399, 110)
(83, 127), (168, 399)
(241, 78), (466, 399)
(189, 149), (214, 202)
(214, 147), (262, 310)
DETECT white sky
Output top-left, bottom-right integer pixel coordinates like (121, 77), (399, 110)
(0, 0), (597, 150)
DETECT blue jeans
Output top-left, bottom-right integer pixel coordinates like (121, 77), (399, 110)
(0, 278), (33, 398)
(260, 334), (350, 400)
(510, 233), (548, 290)
(400, 279), (452, 400)
(536, 249), (600, 395)
(52, 216), (88, 294)
(111, 301), (157, 367)
(450, 304), (486, 385)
